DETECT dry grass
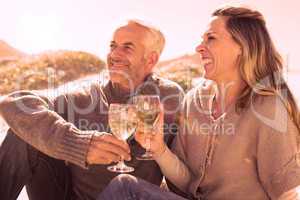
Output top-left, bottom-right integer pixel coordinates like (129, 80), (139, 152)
(155, 53), (204, 92)
(0, 50), (105, 95)
(0, 51), (203, 95)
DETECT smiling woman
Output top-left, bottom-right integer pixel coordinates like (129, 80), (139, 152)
(16, 14), (61, 54)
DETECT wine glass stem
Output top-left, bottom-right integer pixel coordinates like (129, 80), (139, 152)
(116, 159), (126, 169)
(146, 137), (151, 153)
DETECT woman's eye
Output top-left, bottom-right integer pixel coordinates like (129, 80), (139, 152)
(208, 36), (215, 40)
(110, 44), (116, 49)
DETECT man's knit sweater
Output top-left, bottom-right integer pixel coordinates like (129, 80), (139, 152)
(0, 73), (184, 200)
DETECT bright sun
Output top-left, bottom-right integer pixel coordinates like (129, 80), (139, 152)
(16, 14), (61, 54)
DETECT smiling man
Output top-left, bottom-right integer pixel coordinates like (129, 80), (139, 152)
(0, 20), (184, 200)
(108, 21), (163, 91)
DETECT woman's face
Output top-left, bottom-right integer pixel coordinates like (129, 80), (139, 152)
(196, 16), (241, 84)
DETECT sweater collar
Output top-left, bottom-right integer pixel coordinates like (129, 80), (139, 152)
(194, 79), (238, 122)
(104, 73), (159, 104)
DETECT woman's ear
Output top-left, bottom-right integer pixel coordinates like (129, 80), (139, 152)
(238, 47), (242, 56)
(235, 53), (241, 67)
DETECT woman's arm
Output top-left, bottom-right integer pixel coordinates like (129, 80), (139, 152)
(135, 110), (192, 193)
(154, 145), (191, 193)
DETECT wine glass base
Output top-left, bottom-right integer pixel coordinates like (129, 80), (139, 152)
(107, 165), (134, 173)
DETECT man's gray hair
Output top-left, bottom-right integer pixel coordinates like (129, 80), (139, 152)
(127, 19), (165, 57)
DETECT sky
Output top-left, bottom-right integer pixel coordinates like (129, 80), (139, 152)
(1, 0), (300, 70)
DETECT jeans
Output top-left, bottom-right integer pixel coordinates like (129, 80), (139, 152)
(0, 129), (71, 200)
(98, 174), (188, 200)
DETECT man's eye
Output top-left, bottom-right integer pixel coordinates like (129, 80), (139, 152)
(124, 46), (133, 51)
(208, 36), (215, 40)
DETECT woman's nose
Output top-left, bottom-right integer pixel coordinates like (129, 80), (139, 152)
(195, 40), (206, 53)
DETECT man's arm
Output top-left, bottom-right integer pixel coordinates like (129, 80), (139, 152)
(0, 90), (130, 168)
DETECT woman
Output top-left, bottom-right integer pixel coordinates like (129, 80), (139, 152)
(99, 5), (300, 200)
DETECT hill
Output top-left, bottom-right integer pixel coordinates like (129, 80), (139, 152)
(0, 50), (105, 94)
(0, 40), (25, 61)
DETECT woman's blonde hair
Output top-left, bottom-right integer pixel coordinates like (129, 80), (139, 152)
(212, 5), (299, 132)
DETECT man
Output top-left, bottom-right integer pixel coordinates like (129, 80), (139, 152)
(0, 20), (184, 200)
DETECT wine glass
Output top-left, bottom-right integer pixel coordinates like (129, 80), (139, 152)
(132, 95), (161, 160)
(107, 103), (137, 173)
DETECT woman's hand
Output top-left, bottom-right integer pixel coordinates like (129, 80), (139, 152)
(134, 106), (166, 158)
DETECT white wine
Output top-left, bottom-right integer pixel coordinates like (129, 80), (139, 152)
(137, 109), (160, 126)
(109, 119), (136, 140)
(108, 103), (137, 140)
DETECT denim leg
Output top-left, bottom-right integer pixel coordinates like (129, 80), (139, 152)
(98, 174), (188, 200)
(0, 129), (31, 200)
(0, 129), (71, 200)
(25, 150), (72, 200)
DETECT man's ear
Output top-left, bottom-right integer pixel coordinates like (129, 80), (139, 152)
(147, 51), (159, 69)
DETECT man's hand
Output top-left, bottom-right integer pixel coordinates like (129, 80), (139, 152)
(87, 132), (131, 165)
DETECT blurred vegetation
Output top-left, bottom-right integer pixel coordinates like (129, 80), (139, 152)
(156, 63), (203, 92)
(0, 51), (203, 95)
(0, 50), (105, 94)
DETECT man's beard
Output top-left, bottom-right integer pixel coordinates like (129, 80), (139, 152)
(108, 56), (148, 88)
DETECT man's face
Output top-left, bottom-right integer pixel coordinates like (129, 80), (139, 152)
(107, 24), (151, 90)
